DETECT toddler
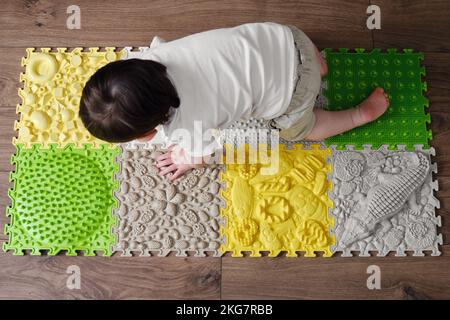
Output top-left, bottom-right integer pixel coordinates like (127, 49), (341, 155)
(80, 22), (389, 180)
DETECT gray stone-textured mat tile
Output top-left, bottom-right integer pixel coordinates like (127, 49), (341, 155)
(113, 143), (225, 257)
(330, 145), (441, 257)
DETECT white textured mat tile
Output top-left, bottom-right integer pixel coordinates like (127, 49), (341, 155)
(330, 145), (441, 257)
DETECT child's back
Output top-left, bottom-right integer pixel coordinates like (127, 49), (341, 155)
(125, 22), (298, 156)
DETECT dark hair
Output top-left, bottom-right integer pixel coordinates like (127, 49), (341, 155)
(79, 58), (180, 143)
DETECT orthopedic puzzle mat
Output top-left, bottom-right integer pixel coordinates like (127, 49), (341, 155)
(220, 144), (334, 257)
(15, 47), (124, 148)
(330, 145), (441, 257)
(323, 48), (430, 150)
(114, 142), (225, 256)
(4, 144), (119, 255)
(3, 47), (440, 257)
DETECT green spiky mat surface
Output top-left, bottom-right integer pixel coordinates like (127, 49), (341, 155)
(4, 144), (119, 256)
(323, 48), (430, 150)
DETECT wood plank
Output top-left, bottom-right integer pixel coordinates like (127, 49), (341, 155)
(0, 50), (448, 117)
(0, 51), (448, 111)
(0, 106), (16, 173)
(425, 54), (450, 242)
(372, 0), (450, 52)
(0, 48), (23, 107)
(424, 53), (450, 113)
(0, 247), (221, 299)
(0, 171), (11, 241)
(0, 0), (372, 49)
(0, 51), (447, 110)
(221, 247), (450, 299)
(424, 53), (450, 183)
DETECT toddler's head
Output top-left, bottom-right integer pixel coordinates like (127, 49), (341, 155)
(79, 59), (180, 142)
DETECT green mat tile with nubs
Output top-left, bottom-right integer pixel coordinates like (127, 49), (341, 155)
(323, 48), (430, 150)
(4, 144), (120, 256)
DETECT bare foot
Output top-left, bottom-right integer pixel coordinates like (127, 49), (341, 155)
(351, 87), (390, 126)
(314, 46), (328, 77)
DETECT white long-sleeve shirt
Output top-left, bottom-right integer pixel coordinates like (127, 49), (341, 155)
(124, 22), (296, 156)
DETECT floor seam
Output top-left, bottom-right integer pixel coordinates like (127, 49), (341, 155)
(369, 0), (375, 49)
(220, 256), (223, 300)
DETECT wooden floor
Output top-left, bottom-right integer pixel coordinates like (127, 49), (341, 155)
(0, 0), (449, 299)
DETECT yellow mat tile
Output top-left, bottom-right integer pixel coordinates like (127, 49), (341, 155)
(220, 144), (334, 257)
(15, 47), (125, 148)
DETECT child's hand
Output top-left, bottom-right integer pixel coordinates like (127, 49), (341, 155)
(156, 145), (206, 181)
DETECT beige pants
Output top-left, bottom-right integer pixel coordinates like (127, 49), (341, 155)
(269, 25), (322, 141)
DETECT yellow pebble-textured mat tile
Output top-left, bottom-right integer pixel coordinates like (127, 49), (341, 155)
(220, 144), (335, 257)
(15, 47), (125, 148)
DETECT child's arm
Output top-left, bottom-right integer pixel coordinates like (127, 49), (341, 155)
(156, 145), (212, 181)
